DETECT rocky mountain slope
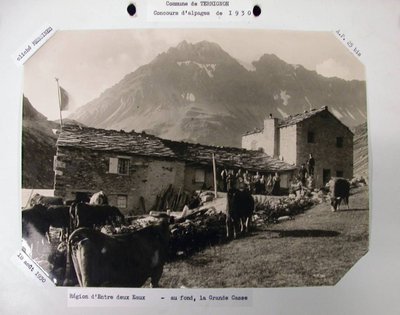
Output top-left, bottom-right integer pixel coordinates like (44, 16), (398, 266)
(69, 40), (367, 147)
(22, 96), (58, 188)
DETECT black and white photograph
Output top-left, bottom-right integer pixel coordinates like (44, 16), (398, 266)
(21, 29), (369, 288)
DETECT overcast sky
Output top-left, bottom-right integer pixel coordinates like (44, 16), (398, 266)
(24, 29), (365, 120)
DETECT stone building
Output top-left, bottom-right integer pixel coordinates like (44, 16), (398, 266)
(242, 106), (353, 187)
(54, 125), (296, 214)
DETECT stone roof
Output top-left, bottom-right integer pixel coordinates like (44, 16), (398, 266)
(57, 125), (296, 172)
(278, 106), (328, 128)
(243, 127), (263, 136)
(243, 106), (352, 135)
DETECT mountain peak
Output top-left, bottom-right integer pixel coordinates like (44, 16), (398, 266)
(176, 40), (189, 50)
(175, 40), (223, 52)
(252, 53), (295, 74)
(159, 40), (235, 65)
(69, 41), (367, 147)
(257, 53), (288, 66)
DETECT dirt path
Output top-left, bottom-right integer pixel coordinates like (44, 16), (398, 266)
(161, 186), (369, 288)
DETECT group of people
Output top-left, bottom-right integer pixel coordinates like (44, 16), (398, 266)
(219, 154), (317, 197)
(220, 168), (281, 195)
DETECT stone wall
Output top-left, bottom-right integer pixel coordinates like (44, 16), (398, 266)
(295, 111), (353, 187)
(242, 131), (267, 152)
(279, 125), (297, 164)
(54, 147), (186, 214)
(242, 119), (279, 157)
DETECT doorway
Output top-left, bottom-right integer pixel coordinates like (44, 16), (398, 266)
(323, 169), (331, 185)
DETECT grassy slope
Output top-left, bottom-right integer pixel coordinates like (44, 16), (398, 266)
(160, 186), (369, 288)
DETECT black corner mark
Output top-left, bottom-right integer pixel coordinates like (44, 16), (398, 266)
(127, 3), (137, 16)
(253, 5), (261, 17)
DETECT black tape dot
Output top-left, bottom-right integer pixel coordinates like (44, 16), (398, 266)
(253, 5), (261, 17)
(127, 3), (136, 16)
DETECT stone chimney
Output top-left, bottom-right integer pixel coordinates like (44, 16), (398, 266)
(263, 116), (280, 158)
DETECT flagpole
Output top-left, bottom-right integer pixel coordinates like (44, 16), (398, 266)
(212, 153), (218, 199)
(55, 77), (63, 130)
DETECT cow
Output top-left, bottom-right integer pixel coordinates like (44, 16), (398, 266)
(29, 194), (63, 208)
(70, 203), (125, 229)
(22, 204), (51, 257)
(47, 205), (72, 241)
(68, 219), (170, 287)
(226, 188), (255, 239)
(328, 177), (350, 211)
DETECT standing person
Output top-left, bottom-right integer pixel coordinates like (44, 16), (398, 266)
(298, 164), (308, 186)
(243, 170), (251, 190)
(260, 175), (266, 194)
(307, 153), (315, 176)
(236, 169), (243, 181)
(227, 170), (236, 191)
(237, 176), (246, 191)
(253, 171), (261, 194)
(266, 174), (273, 195)
(271, 172), (281, 196)
(221, 168), (228, 192)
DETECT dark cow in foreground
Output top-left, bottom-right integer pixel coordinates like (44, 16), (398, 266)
(22, 204), (73, 256)
(68, 220), (170, 287)
(47, 205), (72, 241)
(29, 194), (63, 208)
(70, 203), (125, 229)
(22, 205), (51, 257)
(226, 188), (255, 239)
(328, 177), (350, 211)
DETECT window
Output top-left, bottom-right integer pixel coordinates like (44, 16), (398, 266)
(336, 170), (344, 177)
(118, 158), (130, 175)
(194, 169), (205, 183)
(109, 157), (130, 175)
(307, 131), (315, 143)
(336, 137), (344, 148)
(117, 195), (127, 208)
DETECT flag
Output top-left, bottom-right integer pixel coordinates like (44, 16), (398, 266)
(59, 85), (69, 111)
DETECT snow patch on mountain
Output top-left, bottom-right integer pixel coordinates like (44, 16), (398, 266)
(188, 93), (195, 102)
(280, 90), (291, 106)
(177, 61), (216, 78)
(181, 92), (196, 102)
